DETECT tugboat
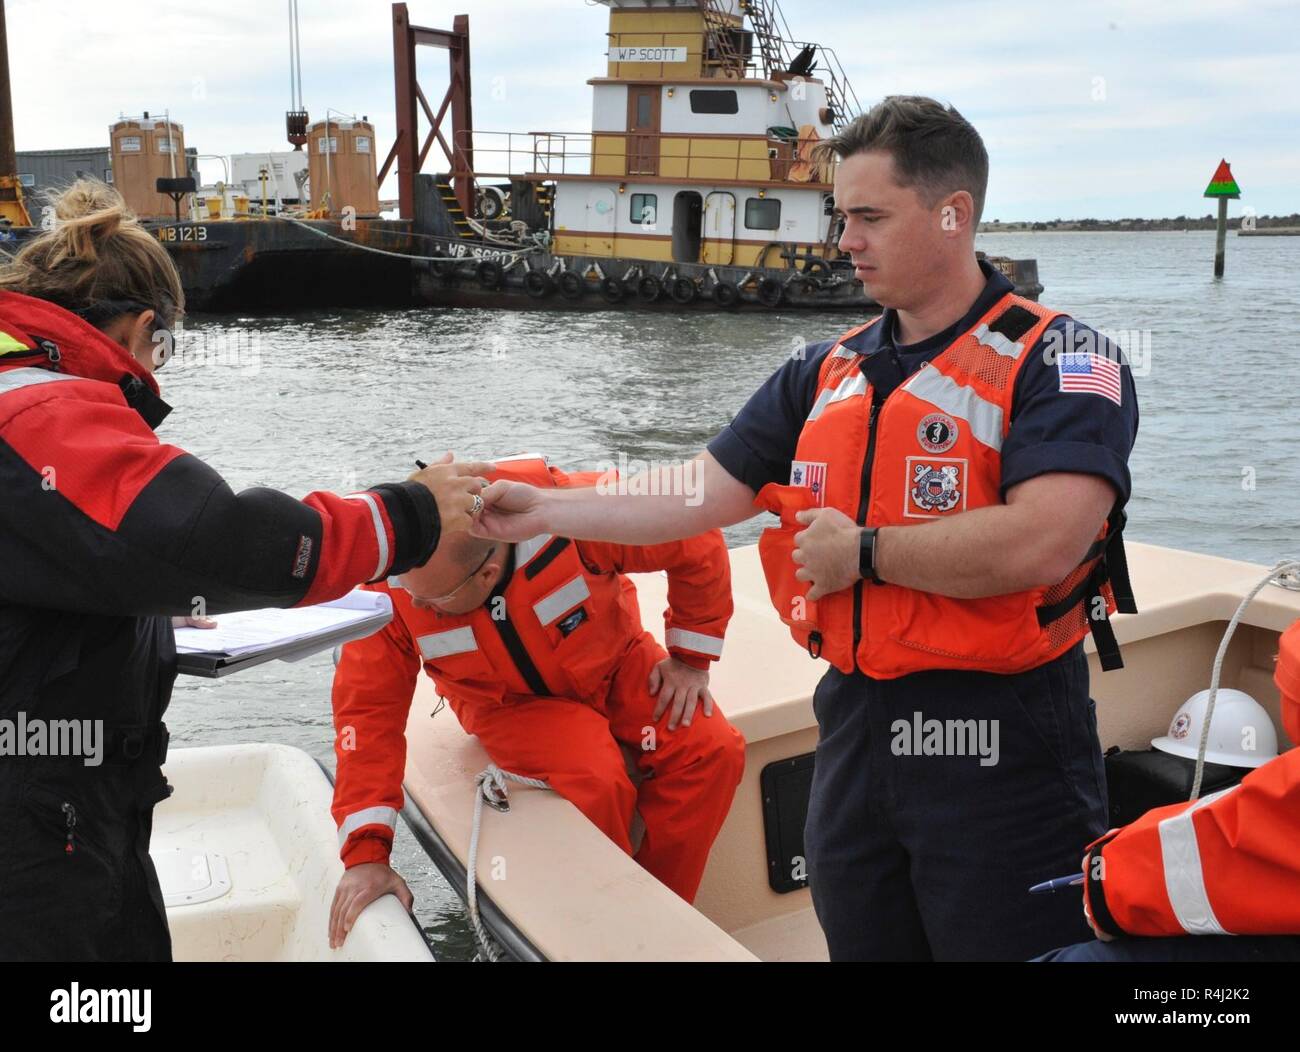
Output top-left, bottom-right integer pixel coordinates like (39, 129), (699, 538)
(410, 0), (1043, 310)
(1, 2), (1043, 313)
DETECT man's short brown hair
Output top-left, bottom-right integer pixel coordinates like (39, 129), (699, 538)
(814, 96), (990, 224)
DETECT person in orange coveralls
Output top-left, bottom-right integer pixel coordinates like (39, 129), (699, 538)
(1038, 619), (1300, 961)
(327, 455), (745, 947)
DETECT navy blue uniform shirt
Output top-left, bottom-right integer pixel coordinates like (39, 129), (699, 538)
(708, 260), (1139, 504)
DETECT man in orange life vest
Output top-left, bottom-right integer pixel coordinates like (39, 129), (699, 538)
(472, 97), (1140, 961)
(1037, 620), (1300, 961)
(327, 454), (744, 947)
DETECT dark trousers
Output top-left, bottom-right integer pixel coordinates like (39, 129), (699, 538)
(1036, 935), (1300, 962)
(0, 761), (173, 962)
(804, 642), (1107, 961)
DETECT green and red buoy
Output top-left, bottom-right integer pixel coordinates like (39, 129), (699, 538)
(1204, 159), (1241, 278)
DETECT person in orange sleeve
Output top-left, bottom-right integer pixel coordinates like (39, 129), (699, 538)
(327, 454), (746, 948)
(1037, 620), (1300, 961)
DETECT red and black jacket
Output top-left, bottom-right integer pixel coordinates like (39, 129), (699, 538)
(0, 290), (441, 764)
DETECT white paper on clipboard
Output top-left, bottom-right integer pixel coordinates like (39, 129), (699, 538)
(173, 589), (393, 657)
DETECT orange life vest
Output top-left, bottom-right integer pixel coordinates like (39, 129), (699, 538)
(393, 454), (644, 706)
(755, 292), (1135, 679)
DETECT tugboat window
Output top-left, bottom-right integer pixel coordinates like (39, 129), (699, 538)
(689, 89), (739, 115)
(745, 197), (782, 230)
(630, 193), (658, 225)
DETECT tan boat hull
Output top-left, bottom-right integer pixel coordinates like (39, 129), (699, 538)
(401, 542), (1300, 961)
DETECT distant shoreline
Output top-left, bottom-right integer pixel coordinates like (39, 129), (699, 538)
(978, 215), (1299, 233)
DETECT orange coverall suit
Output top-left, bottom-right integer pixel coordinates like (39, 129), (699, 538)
(330, 459), (745, 903)
(1082, 619), (1300, 939)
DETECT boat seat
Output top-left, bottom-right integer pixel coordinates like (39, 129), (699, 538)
(404, 683), (757, 961)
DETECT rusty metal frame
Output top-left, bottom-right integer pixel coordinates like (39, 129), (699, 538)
(379, 3), (475, 220)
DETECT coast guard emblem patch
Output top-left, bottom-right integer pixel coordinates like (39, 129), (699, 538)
(905, 457), (967, 518)
(790, 460), (827, 507)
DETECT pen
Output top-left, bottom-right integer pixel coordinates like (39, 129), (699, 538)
(1029, 874), (1085, 894)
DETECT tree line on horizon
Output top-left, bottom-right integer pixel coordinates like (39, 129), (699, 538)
(981, 213), (1300, 232)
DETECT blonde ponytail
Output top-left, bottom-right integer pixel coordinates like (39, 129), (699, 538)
(0, 179), (184, 329)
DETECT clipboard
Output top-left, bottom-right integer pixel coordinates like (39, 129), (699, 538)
(175, 591), (394, 679)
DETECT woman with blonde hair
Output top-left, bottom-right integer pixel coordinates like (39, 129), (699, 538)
(0, 181), (488, 961)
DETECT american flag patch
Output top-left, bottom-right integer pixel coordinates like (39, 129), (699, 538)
(790, 460), (827, 506)
(1058, 351), (1123, 406)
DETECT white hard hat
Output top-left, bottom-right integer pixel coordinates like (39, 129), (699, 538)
(1152, 689), (1279, 768)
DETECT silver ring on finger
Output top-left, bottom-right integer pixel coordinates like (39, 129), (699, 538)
(470, 493), (484, 516)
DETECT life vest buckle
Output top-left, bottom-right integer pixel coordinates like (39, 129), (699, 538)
(807, 631), (822, 660)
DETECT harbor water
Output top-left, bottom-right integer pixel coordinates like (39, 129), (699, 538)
(160, 230), (1300, 959)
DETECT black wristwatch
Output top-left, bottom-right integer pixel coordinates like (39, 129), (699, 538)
(859, 527), (884, 585)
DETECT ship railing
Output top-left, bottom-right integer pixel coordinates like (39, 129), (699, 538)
(739, 0), (862, 130)
(452, 130), (595, 178)
(454, 128), (834, 185)
(779, 39), (862, 131)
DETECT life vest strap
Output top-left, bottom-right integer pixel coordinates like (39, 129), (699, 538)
(1088, 579), (1125, 672)
(1104, 509), (1137, 615)
(1035, 507), (1134, 672)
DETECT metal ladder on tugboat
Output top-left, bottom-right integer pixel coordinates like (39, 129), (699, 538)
(696, 0), (746, 77)
(694, 0), (861, 133)
(435, 174), (476, 240)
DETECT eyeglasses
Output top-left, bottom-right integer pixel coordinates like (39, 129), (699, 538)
(74, 299), (174, 370)
(424, 545), (498, 605)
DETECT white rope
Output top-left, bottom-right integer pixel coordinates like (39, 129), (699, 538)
(467, 763), (552, 962)
(268, 212), (540, 263)
(1190, 558), (1300, 800)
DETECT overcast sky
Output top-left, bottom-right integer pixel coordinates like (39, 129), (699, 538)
(6, 0), (1297, 220)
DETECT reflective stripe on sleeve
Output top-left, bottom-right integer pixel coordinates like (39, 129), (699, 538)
(338, 805), (398, 846)
(665, 628), (724, 658)
(1156, 784), (1239, 935)
(344, 492), (390, 580)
